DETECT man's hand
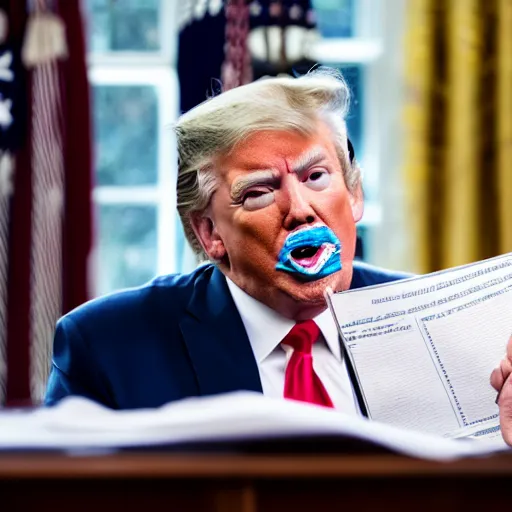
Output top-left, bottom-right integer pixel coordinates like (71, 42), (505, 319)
(491, 335), (512, 446)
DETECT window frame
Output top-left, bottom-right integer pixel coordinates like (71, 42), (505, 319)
(87, 1), (180, 295)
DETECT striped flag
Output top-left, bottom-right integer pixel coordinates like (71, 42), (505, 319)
(28, 57), (65, 401)
(23, 1), (68, 402)
(0, 0), (92, 406)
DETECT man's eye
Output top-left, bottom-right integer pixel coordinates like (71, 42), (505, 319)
(242, 189), (275, 210)
(309, 171), (324, 181)
(305, 170), (330, 191)
(244, 190), (266, 199)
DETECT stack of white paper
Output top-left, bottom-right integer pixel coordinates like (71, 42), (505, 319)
(0, 392), (509, 460)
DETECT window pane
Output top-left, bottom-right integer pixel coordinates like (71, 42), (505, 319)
(339, 65), (363, 162)
(93, 85), (158, 186)
(85, 0), (160, 52)
(312, 0), (355, 38)
(96, 204), (157, 295)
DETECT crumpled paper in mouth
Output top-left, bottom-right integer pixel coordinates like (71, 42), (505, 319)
(275, 225), (342, 281)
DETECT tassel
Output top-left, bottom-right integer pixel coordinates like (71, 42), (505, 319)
(22, 9), (68, 67)
(0, 9), (7, 45)
(0, 152), (14, 197)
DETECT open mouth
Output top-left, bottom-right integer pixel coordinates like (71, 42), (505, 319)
(290, 243), (336, 273)
(291, 245), (322, 268)
(275, 224), (342, 280)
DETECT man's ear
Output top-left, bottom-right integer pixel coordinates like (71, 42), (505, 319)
(190, 213), (226, 261)
(350, 182), (364, 223)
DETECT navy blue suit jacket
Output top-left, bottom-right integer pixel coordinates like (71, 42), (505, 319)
(45, 262), (409, 409)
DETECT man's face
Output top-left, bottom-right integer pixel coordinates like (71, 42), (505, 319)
(193, 121), (363, 320)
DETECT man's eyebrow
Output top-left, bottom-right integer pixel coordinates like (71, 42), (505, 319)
(289, 146), (328, 175)
(230, 169), (279, 200)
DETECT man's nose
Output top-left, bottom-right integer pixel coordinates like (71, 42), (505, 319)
(282, 180), (317, 231)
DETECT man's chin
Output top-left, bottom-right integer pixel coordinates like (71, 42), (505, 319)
(277, 269), (346, 305)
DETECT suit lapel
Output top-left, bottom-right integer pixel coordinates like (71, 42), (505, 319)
(179, 267), (263, 396)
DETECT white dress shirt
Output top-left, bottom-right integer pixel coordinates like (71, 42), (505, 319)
(226, 278), (361, 415)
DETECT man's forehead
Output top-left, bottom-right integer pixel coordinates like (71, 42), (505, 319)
(212, 123), (345, 185)
(223, 138), (334, 169)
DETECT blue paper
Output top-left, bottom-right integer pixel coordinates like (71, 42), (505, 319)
(276, 225), (342, 280)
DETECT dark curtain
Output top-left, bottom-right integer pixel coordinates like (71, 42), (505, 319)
(177, 0), (316, 114)
(177, 8), (227, 114)
(4, 0), (32, 405)
(59, 0), (93, 315)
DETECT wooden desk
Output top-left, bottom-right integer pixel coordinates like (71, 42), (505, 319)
(1, 452), (512, 511)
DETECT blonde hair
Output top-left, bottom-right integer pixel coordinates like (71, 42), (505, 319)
(175, 68), (361, 258)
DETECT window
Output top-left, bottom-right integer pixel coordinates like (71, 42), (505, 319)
(85, 0), (179, 296)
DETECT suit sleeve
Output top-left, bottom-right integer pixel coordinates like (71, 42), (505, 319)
(44, 316), (114, 407)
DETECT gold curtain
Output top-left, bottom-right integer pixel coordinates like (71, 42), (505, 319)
(403, 0), (512, 273)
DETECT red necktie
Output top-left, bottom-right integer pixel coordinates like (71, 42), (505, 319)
(282, 320), (334, 408)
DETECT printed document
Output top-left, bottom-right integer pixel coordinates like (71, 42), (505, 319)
(326, 253), (512, 440)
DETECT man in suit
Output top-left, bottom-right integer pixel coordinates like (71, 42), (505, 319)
(45, 69), (512, 446)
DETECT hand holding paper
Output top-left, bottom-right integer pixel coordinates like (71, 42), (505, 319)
(491, 335), (512, 445)
(326, 252), (512, 441)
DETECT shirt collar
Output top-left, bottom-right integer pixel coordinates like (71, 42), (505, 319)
(225, 277), (342, 364)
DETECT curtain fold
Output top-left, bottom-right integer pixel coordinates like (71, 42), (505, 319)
(443, 0), (480, 268)
(497, 0), (512, 255)
(0, 0), (92, 405)
(58, 0), (93, 316)
(402, 0), (434, 273)
(403, 0), (512, 273)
